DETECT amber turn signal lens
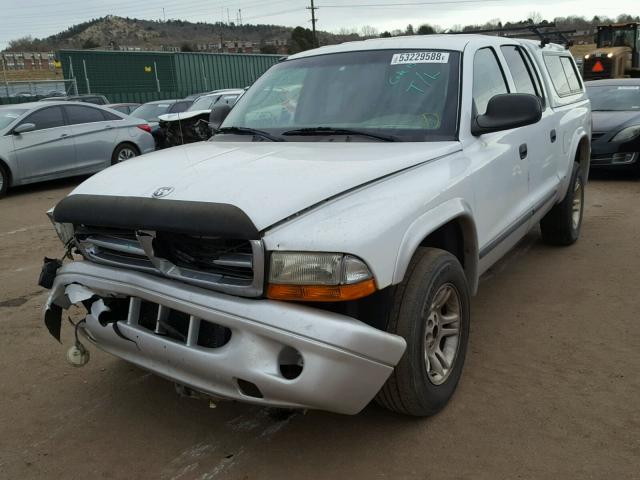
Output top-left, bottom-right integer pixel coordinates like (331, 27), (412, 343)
(266, 279), (376, 302)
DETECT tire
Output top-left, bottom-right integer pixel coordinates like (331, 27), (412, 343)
(376, 248), (470, 417)
(0, 163), (9, 198)
(111, 143), (139, 165)
(540, 162), (584, 246)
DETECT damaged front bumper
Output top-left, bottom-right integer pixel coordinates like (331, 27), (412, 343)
(44, 261), (406, 415)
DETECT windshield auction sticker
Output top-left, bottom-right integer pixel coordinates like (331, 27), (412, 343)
(391, 52), (450, 64)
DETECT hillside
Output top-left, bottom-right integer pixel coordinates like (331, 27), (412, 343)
(3, 15), (354, 53)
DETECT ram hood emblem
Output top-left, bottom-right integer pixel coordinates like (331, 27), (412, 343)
(152, 186), (174, 198)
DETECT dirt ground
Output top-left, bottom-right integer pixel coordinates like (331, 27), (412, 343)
(0, 174), (639, 480)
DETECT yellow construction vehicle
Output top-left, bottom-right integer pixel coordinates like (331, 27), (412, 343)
(583, 23), (640, 79)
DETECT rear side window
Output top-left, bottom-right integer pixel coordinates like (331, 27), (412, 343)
(544, 56), (583, 97)
(102, 110), (122, 121)
(65, 105), (107, 125)
(473, 48), (509, 115)
(171, 101), (190, 113)
(500, 46), (536, 95)
(21, 106), (65, 131)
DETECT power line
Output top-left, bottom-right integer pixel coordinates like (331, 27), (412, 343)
(318, 0), (515, 7)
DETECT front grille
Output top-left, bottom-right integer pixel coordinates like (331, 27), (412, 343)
(155, 233), (253, 281)
(75, 226), (263, 297)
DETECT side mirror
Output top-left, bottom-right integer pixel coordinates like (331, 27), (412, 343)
(13, 123), (36, 135)
(471, 94), (542, 136)
(209, 104), (232, 131)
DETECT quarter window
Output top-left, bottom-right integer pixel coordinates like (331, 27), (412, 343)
(473, 48), (509, 115)
(21, 106), (65, 131)
(65, 105), (107, 125)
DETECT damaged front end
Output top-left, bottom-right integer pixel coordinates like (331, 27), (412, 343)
(160, 115), (212, 148)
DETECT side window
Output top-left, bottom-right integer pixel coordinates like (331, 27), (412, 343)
(20, 106), (65, 131)
(65, 105), (107, 125)
(473, 48), (509, 115)
(500, 46), (537, 95)
(544, 55), (583, 97)
(102, 109), (122, 121)
(560, 57), (582, 92)
(171, 102), (190, 113)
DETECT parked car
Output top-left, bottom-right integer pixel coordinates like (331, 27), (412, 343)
(43, 36), (590, 416)
(105, 103), (141, 115)
(586, 78), (640, 171)
(130, 99), (193, 148)
(0, 101), (154, 197)
(158, 89), (243, 147)
(40, 94), (110, 105)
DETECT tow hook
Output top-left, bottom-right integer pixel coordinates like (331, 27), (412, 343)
(66, 318), (90, 367)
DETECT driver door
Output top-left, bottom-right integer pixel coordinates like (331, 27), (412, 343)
(11, 105), (76, 181)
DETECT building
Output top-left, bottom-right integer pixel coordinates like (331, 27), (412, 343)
(1, 52), (56, 70)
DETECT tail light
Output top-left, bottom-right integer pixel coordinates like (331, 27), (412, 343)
(137, 124), (152, 133)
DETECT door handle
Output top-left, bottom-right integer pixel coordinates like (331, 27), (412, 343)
(550, 129), (557, 143)
(104, 125), (114, 129)
(60, 133), (68, 138)
(519, 143), (528, 160)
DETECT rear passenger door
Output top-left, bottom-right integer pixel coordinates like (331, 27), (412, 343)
(64, 105), (120, 170)
(500, 45), (558, 210)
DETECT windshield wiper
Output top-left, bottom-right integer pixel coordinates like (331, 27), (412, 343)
(215, 126), (283, 142)
(282, 127), (398, 142)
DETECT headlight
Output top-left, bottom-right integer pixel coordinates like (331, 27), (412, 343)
(267, 252), (376, 302)
(611, 125), (640, 143)
(584, 54), (590, 59)
(47, 208), (74, 246)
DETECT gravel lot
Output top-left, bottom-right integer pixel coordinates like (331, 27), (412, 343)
(0, 174), (639, 479)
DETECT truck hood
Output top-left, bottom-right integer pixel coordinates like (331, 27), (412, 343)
(68, 141), (460, 231)
(158, 110), (210, 122)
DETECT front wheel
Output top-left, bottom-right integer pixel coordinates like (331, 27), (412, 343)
(376, 248), (470, 417)
(540, 162), (584, 246)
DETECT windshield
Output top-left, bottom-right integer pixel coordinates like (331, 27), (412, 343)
(130, 102), (174, 121)
(221, 49), (461, 142)
(598, 27), (636, 48)
(587, 85), (640, 111)
(0, 108), (27, 129)
(189, 95), (218, 111)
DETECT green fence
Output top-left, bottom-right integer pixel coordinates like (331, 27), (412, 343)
(57, 49), (280, 100)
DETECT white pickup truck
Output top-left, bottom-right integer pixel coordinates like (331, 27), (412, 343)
(42, 35), (590, 416)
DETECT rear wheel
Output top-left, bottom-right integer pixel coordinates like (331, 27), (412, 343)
(540, 162), (584, 246)
(111, 143), (139, 165)
(376, 248), (470, 416)
(0, 163), (9, 198)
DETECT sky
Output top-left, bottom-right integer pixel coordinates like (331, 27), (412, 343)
(0, 0), (638, 49)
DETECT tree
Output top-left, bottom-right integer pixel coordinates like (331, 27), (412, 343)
(361, 25), (379, 37)
(289, 26), (315, 54)
(417, 24), (436, 35)
(528, 11), (544, 24)
(380, 31), (392, 38)
(180, 43), (194, 52)
(405, 24), (415, 35)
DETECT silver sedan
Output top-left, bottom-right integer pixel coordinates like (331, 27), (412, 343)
(0, 101), (155, 197)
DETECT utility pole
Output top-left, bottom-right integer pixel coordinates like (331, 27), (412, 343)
(307, 0), (318, 47)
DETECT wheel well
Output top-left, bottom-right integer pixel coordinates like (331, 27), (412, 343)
(0, 158), (12, 186)
(576, 136), (590, 179)
(418, 217), (478, 294)
(419, 221), (465, 267)
(115, 141), (140, 155)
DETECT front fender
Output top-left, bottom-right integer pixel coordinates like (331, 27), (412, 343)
(392, 198), (479, 294)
